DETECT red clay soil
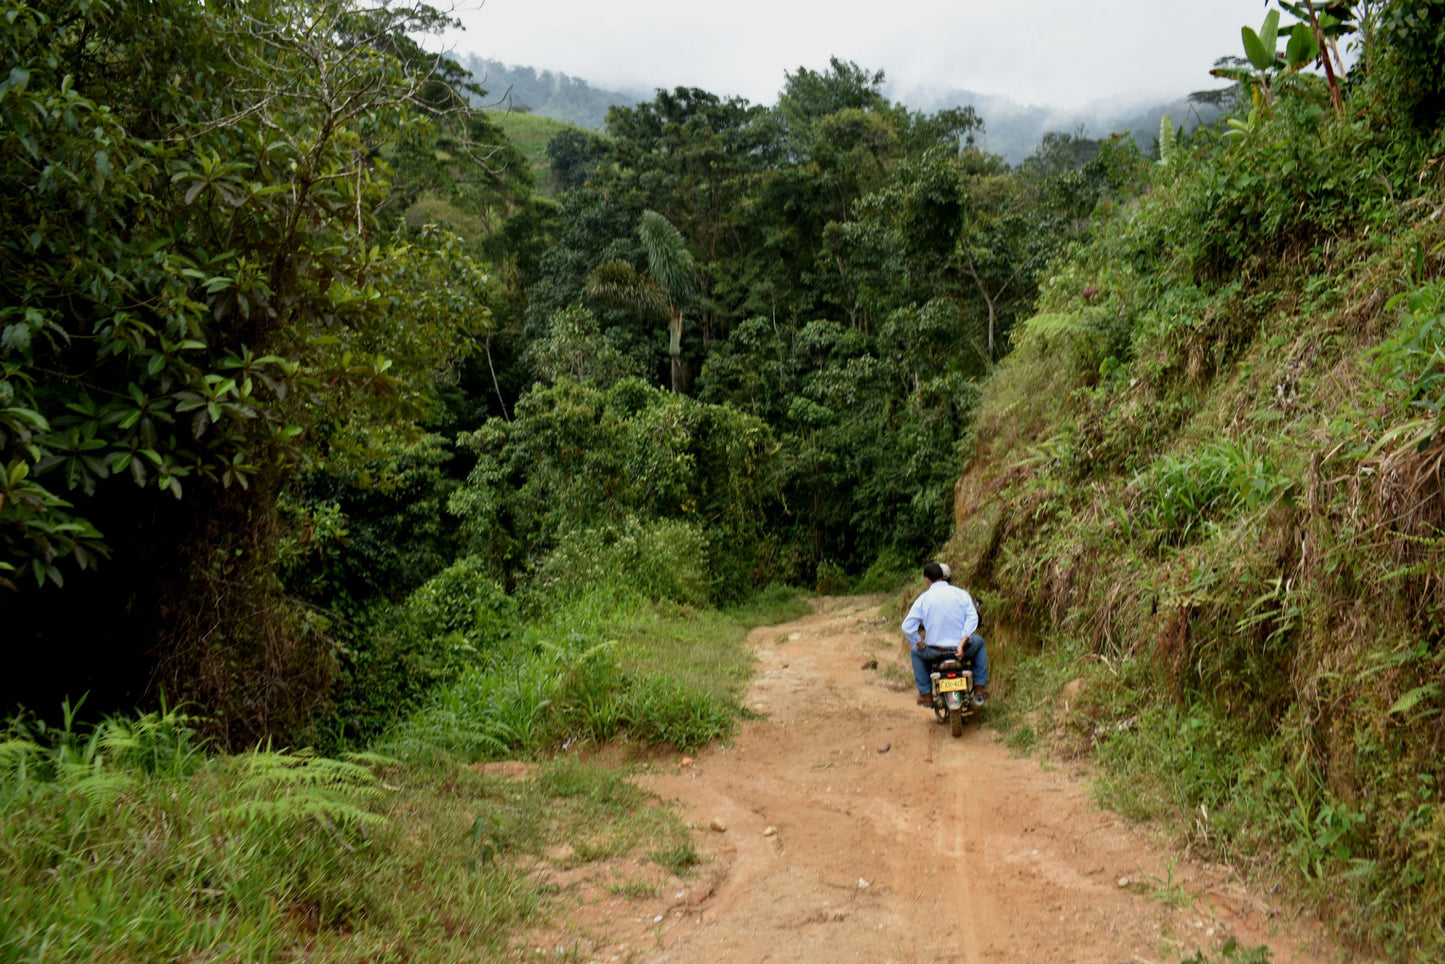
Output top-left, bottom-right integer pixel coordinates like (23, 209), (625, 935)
(515, 596), (1343, 964)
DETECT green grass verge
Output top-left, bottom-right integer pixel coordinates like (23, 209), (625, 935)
(0, 725), (688, 961)
(0, 585), (809, 962)
(384, 583), (808, 763)
(981, 630), (1445, 961)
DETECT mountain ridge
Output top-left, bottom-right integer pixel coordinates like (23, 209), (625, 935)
(460, 54), (1229, 163)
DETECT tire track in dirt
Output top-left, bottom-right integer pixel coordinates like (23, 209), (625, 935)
(526, 597), (1342, 963)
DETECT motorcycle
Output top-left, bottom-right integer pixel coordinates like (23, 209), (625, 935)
(928, 657), (979, 737)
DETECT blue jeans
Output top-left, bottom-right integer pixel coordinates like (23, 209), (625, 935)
(911, 633), (988, 694)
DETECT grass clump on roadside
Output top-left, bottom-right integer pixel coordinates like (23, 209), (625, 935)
(385, 580), (807, 763)
(1, 581), (807, 962)
(443, 755), (695, 879)
(0, 707), (539, 963)
(0, 710), (696, 962)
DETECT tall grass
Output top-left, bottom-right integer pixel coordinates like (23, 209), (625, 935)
(1130, 439), (1293, 550)
(0, 709), (405, 962)
(1, 581), (808, 962)
(385, 580), (807, 761)
(0, 707), (708, 962)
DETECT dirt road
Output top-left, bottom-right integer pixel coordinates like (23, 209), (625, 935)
(525, 597), (1341, 963)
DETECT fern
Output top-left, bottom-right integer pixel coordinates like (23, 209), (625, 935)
(53, 767), (134, 807)
(1389, 683), (1441, 717)
(1158, 113), (1177, 165)
(1015, 311), (1087, 341)
(221, 750), (389, 831)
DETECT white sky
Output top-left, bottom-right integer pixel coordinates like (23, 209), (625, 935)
(437, 0), (1280, 110)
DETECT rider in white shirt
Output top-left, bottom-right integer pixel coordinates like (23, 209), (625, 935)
(901, 562), (990, 705)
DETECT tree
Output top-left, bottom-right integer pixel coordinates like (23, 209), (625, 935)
(526, 306), (639, 387)
(545, 128), (606, 190)
(958, 170), (1031, 362)
(524, 189), (643, 342)
(1021, 129), (1103, 176)
(601, 88), (776, 344)
(775, 57), (890, 152)
(1208, 3), (1336, 138)
(1, 0), (492, 743)
(448, 377), (782, 600)
(586, 210), (699, 394)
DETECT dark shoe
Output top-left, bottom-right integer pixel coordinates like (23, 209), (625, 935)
(916, 692), (933, 706)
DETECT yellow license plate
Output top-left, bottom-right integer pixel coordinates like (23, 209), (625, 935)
(938, 677), (970, 693)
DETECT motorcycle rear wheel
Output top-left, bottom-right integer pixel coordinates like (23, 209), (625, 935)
(949, 706), (963, 738)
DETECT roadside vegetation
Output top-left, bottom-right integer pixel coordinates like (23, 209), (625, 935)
(0, 583), (805, 961)
(950, 4), (1445, 958)
(6, 0), (1445, 959)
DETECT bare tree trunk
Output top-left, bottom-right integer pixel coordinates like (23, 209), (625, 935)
(485, 334), (511, 421)
(984, 296), (997, 362)
(965, 257), (1000, 362)
(1304, 5), (1345, 113)
(669, 312), (684, 394)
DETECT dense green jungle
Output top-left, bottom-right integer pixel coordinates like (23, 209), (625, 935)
(3, 0), (1445, 960)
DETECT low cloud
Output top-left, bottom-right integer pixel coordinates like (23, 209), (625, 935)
(441, 0), (1282, 109)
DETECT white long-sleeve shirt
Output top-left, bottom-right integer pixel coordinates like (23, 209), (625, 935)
(901, 581), (979, 649)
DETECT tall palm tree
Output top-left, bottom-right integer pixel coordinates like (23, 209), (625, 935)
(585, 210), (698, 393)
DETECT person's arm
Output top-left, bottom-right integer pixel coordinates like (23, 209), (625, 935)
(959, 591), (979, 640)
(901, 596), (926, 647)
(955, 590), (979, 657)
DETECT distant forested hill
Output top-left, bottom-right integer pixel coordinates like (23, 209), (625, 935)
(458, 55), (1220, 161)
(887, 84), (1227, 163)
(458, 56), (636, 130)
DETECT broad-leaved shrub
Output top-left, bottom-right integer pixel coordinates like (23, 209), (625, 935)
(528, 516), (710, 609)
(333, 556), (521, 742)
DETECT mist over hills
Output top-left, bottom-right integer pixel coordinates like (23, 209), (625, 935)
(458, 55), (638, 129)
(890, 83), (1228, 162)
(461, 55), (1229, 164)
